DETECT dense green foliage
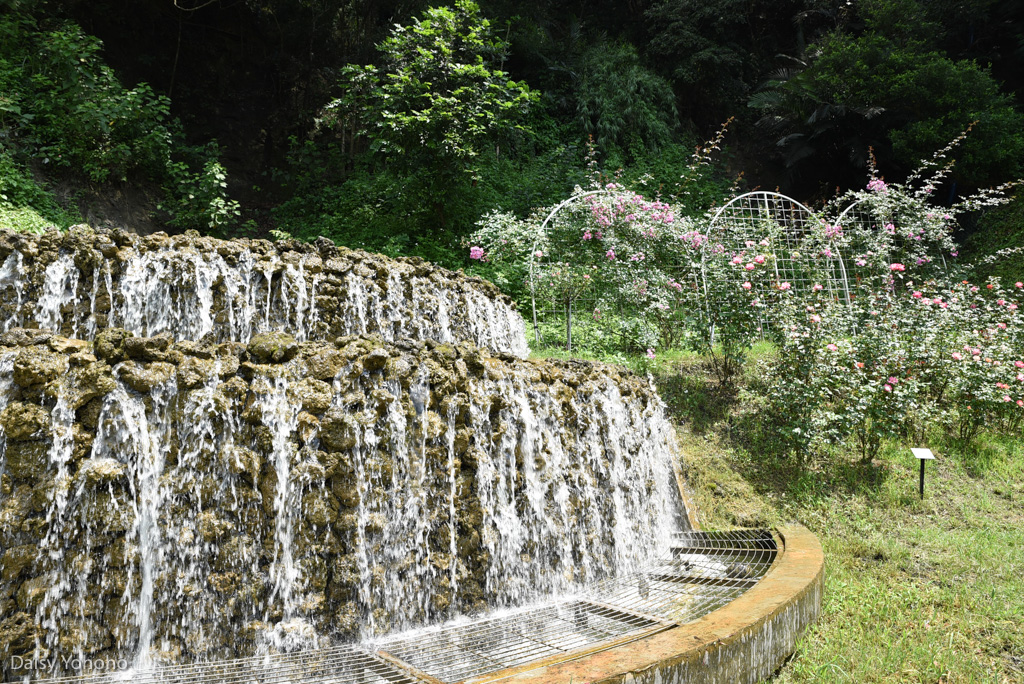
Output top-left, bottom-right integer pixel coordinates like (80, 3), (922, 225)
(750, 12), (1024, 189)
(1, 0), (1023, 268)
(0, 9), (238, 233)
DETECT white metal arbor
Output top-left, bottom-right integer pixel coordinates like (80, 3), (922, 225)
(527, 189), (627, 351)
(705, 191), (850, 299)
(526, 189), (858, 353)
(702, 192), (851, 338)
(834, 196), (949, 276)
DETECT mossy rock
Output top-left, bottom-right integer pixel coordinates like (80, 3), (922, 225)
(13, 345), (67, 388)
(93, 328), (134, 363)
(15, 575), (49, 611)
(361, 347), (390, 372)
(246, 332), (298, 363)
(57, 617), (112, 655)
(176, 355), (217, 389)
(0, 612), (41, 661)
(318, 409), (360, 451)
(117, 360), (176, 393)
(3, 441), (48, 480)
(65, 361), (117, 409)
(0, 545), (37, 582)
(222, 445), (262, 482)
(75, 458), (127, 489)
(0, 402), (50, 441)
(302, 348), (347, 381)
(302, 490), (338, 526)
(48, 336), (90, 355)
(293, 377), (333, 414)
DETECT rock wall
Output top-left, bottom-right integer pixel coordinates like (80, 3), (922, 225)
(0, 228), (529, 357)
(0, 328), (680, 680)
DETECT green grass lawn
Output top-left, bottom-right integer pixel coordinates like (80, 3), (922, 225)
(653, 358), (1024, 683)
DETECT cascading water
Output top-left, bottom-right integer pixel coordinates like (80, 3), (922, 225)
(0, 227), (688, 682)
(34, 255), (80, 338)
(0, 229), (529, 356)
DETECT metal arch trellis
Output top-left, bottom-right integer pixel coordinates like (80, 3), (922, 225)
(528, 189), (859, 354)
(834, 197), (949, 276)
(528, 189), (633, 351)
(702, 191), (852, 337)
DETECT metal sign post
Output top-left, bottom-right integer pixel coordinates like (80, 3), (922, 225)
(911, 448), (935, 499)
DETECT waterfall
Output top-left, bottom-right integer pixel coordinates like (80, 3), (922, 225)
(258, 373), (302, 622)
(35, 254), (80, 336)
(0, 253), (24, 331)
(0, 227), (686, 681)
(0, 231), (529, 356)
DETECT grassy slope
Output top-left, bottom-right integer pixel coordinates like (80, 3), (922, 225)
(653, 357), (1024, 683)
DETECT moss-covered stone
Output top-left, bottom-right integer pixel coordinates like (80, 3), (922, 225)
(0, 546), (36, 582)
(15, 576), (48, 611)
(0, 612), (40, 661)
(48, 336), (90, 355)
(93, 328), (133, 363)
(66, 360), (117, 409)
(302, 348), (346, 380)
(0, 402), (50, 441)
(117, 360), (176, 393)
(318, 409), (359, 451)
(13, 345), (67, 388)
(3, 441), (48, 480)
(293, 377), (333, 414)
(75, 458), (127, 489)
(247, 332), (298, 363)
(176, 355), (217, 389)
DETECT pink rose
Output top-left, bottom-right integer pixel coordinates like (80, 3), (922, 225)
(779, 282), (791, 291)
(469, 246), (485, 260)
(884, 384), (892, 392)
(827, 343), (838, 351)
(890, 263), (905, 272)
(755, 255), (766, 265)
(741, 281), (752, 290)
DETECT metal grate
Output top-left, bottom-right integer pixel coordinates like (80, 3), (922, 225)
(374, 599), (661, 683)
(44, 645), (424, 684)
(45, 530), (777, 684)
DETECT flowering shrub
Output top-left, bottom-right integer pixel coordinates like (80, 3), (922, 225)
(471, 129), (1022, 462)
(762, 273), (1023, 460)
(469, 182), (706, 354)
(757, 158), (1023, 459)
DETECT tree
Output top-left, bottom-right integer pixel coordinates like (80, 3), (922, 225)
(749, 0), (1024, 193)
(323, 0), (537, 224)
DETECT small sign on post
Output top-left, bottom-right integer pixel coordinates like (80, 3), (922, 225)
(911, 448), (935, 499)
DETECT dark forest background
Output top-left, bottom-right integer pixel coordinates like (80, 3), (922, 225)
(2, 0), (1023, 267)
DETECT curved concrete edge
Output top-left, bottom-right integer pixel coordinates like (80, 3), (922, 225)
(483, 525), (824, 684)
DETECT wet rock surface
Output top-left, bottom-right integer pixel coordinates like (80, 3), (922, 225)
(0, 327), (680, 680)
(0, 228), (529, 357)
